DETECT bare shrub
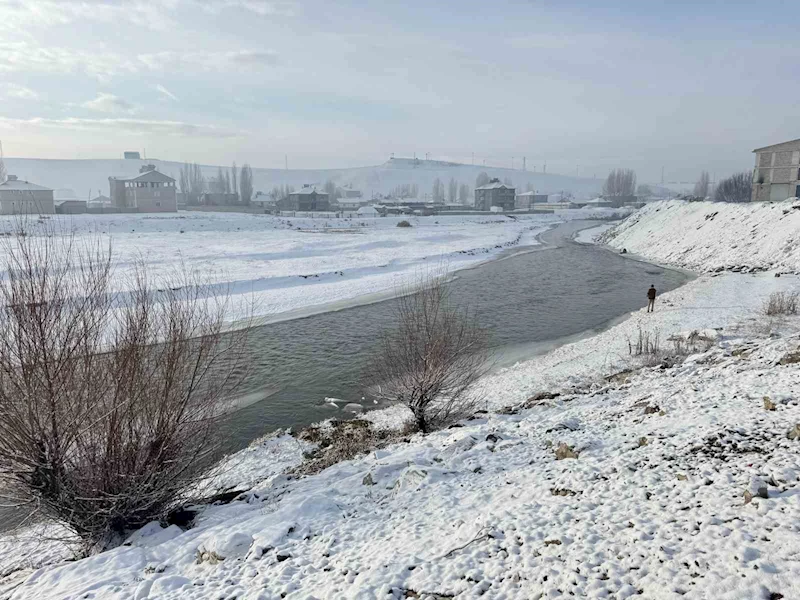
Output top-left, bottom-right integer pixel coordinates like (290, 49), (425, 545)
(397, 220), (412, 228)
(714, 172), (751, 203)
(763, 291), (799, 316)
(0, 225), (248, 549)
(626, 327), (660, 357)
(365, 274), (490, 433)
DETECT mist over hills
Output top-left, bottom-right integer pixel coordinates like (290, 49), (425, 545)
(3, 156), (603, 200)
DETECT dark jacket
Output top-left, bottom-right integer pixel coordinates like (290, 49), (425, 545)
(647, 287), (656, 300)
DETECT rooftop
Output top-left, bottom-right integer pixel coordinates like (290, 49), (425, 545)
(0, 175), (52, 192)
(753, 138), (800, 152)
(476, 180), (515, 191)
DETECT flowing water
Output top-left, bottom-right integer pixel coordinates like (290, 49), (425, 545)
(218, 220), (690, 451)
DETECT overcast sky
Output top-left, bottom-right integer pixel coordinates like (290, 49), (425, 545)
(1, 0), (798, 182)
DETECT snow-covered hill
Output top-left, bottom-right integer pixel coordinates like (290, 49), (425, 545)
(602, 199), (800, 273)
(2, 156), (603, 201)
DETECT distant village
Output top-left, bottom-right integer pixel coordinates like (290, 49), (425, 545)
(0, 151), (653, 217)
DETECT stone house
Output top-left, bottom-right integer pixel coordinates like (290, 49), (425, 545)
(108, 165), (177, 212)
(474, 179), (515, 211)
(0, 175), (55, 214)
(283, 186), (330, 211)
(751, 138), (800, 202)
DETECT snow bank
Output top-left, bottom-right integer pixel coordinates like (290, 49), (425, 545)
(0, 212), (562, 323)
(602, 199), (800, 273)
(11, 304), (800, 599)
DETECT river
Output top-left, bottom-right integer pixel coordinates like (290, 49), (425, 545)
(218, 220), (690, 452)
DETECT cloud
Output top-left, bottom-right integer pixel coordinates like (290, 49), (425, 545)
(154, 84), (179, 101)
(81, 92), (136, 114)
(0, 0), (293, 28)
(138, 49), (279, 72)
(0, 41), (278, 78)
(0, 116), (241, 138)
(2, 83), (38, 100)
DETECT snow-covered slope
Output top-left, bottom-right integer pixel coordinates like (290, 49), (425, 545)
(9, 289), (800, 599)
(602, 199), (800, 273)
(2, 157), (603, 201)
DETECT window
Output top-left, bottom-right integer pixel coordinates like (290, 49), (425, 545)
(155, 201), (161, 207)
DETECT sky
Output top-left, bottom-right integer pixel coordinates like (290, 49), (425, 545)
(0, 0), (798, 182)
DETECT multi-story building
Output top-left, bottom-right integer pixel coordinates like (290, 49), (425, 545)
(108, 165), (177, 212)
(283, 186), (330, 211)
(751, 138), (800, 202)
(0, 175), (55, 214)
(474, 179), (515, 211)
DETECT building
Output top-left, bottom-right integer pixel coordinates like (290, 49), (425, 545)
(0, 175), (55, 214)
(55, 200), (88, 214)
(474, 179), (515, 211)
(108, 165), (177, 212)
(199, 192), (241, 206)
(337, 198), (365, 210)
(340, 188), (362, 199)
(124, 151), (141, 159)
(515, 191), (549, 210)
(583, 198), (616, 208)
(283, 185), (330, 211)
(751, 139), (800, 202)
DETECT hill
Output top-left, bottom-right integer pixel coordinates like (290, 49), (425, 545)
(2, 156), (603, 201)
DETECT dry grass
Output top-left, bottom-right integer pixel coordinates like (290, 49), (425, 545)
(763, 291), (799, 316)
(292, 419), (414, 476)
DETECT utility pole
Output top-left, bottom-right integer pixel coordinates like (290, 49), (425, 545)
(512, 156), (515, 170)
(543, 161), (547, 174)
(285, 155), (288, 171)
(471, 152), (474, 165)
(523, 156), (526, 171)
(661, 166), (664, 185)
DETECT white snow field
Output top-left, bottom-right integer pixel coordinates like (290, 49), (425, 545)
(3, 203), (800, 599)
(602, 198), (800, 272)
(0, 211), (571, 324)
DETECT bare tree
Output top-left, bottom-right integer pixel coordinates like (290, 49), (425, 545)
(179, 163), (206, 205)
(365, 274), (490, 433)
(503, 177), (513, 187)
(231, 162), (238, 200)
(476, 172), (490, 188)
(602, 168), (637, 197)
(240, 164), (253, 205)
(0, 225), (249, 549)
(636, 184), (652, 197)
(693, 171), (710, 199)
(0, 140), (7, 184)
(714, 172), (752, 203)
(458, 183), (470, 204)
(432, 178), (444, 202)
(447, 178), (458, 203)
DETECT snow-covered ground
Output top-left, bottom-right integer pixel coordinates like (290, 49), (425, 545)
(4, 204), (800, 599)
(573, 222), (616, 244)
(602, 198), (800, 273)
(8, 272), (800, 599)
(0, 212), (572, 323)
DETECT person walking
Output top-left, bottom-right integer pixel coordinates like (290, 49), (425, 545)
(647, 284), (657, 313)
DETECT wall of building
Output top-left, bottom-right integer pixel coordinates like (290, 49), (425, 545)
(752, 143), (800, 201)
(0, 190), (55, 214)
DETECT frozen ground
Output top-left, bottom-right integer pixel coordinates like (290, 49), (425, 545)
(0, 211), (617, 324)
(3, 206), (800, 599)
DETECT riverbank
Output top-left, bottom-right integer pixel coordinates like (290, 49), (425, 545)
(4, 207), (800, 599)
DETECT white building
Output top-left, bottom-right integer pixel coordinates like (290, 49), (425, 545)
(0, 175), (55, 214)
(751, 138), (800, 202)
